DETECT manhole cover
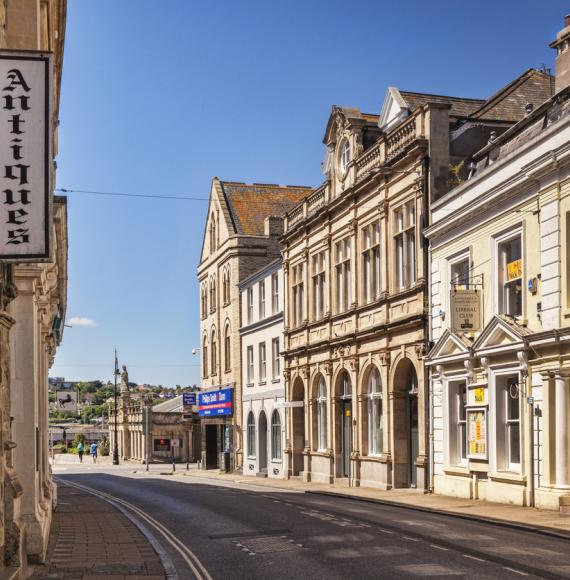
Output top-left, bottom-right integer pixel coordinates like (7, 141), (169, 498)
(239, 536), (302, 554)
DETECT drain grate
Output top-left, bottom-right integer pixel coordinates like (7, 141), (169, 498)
(238, 536), (302, 554)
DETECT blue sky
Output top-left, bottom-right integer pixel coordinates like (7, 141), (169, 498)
(51, 0), (569, 386)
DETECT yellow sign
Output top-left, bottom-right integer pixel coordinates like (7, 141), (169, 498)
(474, 387), (485, 404)
(467, 409), (487, 459)
(507, 259), (522, 281)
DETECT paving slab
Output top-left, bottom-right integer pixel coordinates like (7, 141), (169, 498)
(29, 485), (166, 579)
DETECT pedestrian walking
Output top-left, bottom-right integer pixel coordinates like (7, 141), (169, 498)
(77, 441), (84, 463)
(90, 441), (98, 464)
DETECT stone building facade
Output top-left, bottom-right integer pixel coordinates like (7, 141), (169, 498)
(240, 260), (286, 478)
(198, 179), (309, 471)
(0, 0), (67, 573)
(280, 68), (552, 491)
(110, 395), (200, 464)
(427, 20), (570, 510)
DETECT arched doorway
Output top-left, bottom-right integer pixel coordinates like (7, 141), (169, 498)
(392, 359), (419, 488)
(259, 411), (268, 473)
(336, 371), (352, 478)
(291, 378), (305, 476)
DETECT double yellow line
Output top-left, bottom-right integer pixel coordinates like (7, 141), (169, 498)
(57, 478), (213, 580)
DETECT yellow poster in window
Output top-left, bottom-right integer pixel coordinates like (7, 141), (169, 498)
(507, 259), (522, 281)
(474, 387), (485, 405)
(467, 409), (487, 460)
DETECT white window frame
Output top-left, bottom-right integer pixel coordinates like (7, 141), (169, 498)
(317, 376), (328, 452)
(259, 280), (266, 319)
(271, 410), (282, 461)
(394, 201), (417, 291)
(292, 264), (304, 327)
(271, 272), (279, 314)
(368, 368), (383, 456)
(246, 345), (254, 385)
(492, 371), (522, 473)
(340, 139), (351, 174)
(446, 250), (471, 327)
(271, 337), (280, 380)
(493, 227), (524, 319)
(247, 287), (254, 324)
(362, 223), (381, 304)
(335, 238), (351, 313)
(247, 412), (256, 458)
(259, 342), (266, 383)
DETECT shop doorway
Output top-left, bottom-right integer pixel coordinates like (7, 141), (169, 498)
(205, 424), (219, 469)
(259, 411), (268, 473)
(291, 379), (305, 476)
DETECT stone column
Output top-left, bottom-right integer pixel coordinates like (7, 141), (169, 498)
(555, 371), (570, 489)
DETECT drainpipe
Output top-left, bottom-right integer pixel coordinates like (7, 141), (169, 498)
(421, 155), (432, 494)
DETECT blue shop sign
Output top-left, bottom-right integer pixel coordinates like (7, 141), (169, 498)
(198, 387), (233, 417)
(183, 392), (197, 406)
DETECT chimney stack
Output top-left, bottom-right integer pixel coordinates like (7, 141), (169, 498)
(550, 14), (570, 94)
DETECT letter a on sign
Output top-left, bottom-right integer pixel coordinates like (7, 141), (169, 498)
(0, 53), (52, 261)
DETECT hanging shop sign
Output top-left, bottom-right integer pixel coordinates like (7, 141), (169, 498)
(0, 53), (52, 261)
(451, 289), (481, 333)
(198, 387), (233, 417)
(467, 408), (487, 460)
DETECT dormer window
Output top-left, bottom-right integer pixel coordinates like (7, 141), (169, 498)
(339, 140), (351, 175)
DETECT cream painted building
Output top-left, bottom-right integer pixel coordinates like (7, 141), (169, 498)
(198, 179), (309, 471)
(240, 260), (286, 478)
(0, 0), (67, 572)
(426, 18), (570, 510)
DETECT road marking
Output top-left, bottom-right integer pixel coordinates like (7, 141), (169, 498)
(463, 555), (485, 562)
(379, 529), (394, 534)
(504, 567), (528, 576)
(430, 544), (449, 551)
(58, 478), (212, 580)
(402, 536), (420, 542)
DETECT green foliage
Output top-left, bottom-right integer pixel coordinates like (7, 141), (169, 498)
(99, 436), (110, 456)
(73, 433), (86, 447)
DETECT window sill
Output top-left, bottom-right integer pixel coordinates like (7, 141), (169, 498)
(259, 380), (267, 386)
(271, 378), (280, 384)
(362, 453), (391, 464)
(246, 382), (254, 388)
(443, 465), (471, 477)
(489, 470), (526, 485)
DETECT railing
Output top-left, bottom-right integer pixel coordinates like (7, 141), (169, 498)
(356, 141), (384, 179)
(385, 116), (418, 160)
(288, 204), (304, 227)
(306, 186), (326, 215)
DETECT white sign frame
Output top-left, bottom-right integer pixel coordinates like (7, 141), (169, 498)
(54, 390), (77, 412)
(0, 51), (52, 262)
(467, 407), (488, 460)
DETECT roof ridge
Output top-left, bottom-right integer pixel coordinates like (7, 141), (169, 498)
(399, 90), (485, 103)
(221, 181), (312, 190)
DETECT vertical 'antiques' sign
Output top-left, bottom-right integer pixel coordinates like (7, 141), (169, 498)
(451, 289), (481, 333)
(0, 53), (52, 261)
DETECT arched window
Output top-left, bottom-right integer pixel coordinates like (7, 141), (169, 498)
(210, 214), (216, 252)
(340, 139), (351, 174)
(211, 329), (217, 375)
(247, 411), (256, 458)
(201, 285), (207, 318)
(317, 376), (327, 451)
(224, 324), (231, 372)
(210, 276), (217, 313)
(202, 336), (208, 378)
(368, 367), (383, 455)
(222, 267), (231, 305)
(271, 410), (282, 460)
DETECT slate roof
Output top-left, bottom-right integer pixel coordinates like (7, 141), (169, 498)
(399, 91), (485, 118)
(152, 395), (184, 413)
(220, 181), (312, 235)
(468, 69), (553, 122)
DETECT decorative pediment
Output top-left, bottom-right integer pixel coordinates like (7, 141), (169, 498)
(472, 315), (529, 353)
(429, 329), (471, 361)
(378, 87), (409, 132)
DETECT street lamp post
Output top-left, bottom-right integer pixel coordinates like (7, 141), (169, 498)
(113, 349), (120, 465)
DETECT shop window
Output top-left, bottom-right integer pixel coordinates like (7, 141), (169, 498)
(368, 368), (383, 455)
(271, 410), (282, 461)
(447, 380), (467, 465)
(496, 375), (521, 471)
(497, 233), (522, 318)
(247, 412), (256, 458)
(312, 251), (327, 320)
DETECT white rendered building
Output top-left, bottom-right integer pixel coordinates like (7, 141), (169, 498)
(240, 260), (287, 478)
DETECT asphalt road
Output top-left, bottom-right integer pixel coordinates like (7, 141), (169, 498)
(55, 467), (570, 579)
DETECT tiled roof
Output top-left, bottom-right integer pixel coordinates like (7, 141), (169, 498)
(220, 181), (312, 235)
(469, 69), (553, 122)
(399, 91), (485, 118)
(152, 395), (184, 413)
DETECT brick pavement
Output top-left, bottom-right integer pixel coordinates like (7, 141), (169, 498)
(29, 484), (166, 579)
